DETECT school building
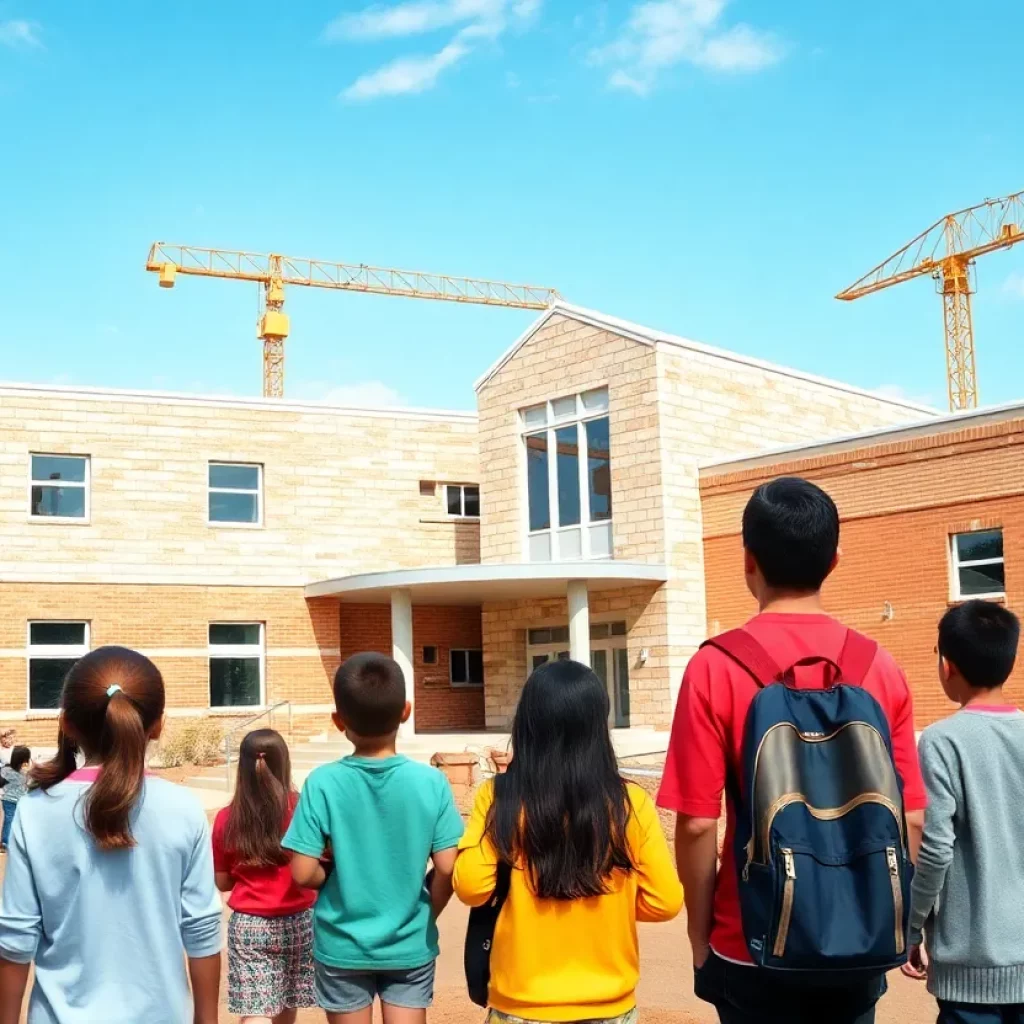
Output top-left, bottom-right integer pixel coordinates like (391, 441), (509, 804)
(2, 299), (986, 745)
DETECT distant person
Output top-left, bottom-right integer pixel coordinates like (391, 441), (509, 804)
(454, 659), (683, 1024)
(0, 730), (16, 767)
(0, 646), (223, 1024)
(0, 747), (31, 852)
(907, 600), (1024, 1024)
(283, 652), (464, 1024)
(659, 476), (927, 1024)
(214, 728), (317, 1024)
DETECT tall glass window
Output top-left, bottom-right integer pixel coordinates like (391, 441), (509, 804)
(521, 389), (612, 561)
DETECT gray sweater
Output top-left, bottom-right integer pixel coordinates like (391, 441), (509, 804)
(909, 707), (1024, 1003)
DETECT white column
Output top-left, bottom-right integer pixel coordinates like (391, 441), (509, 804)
(567, 579), (590, 667)
(391, 589), (415, 734)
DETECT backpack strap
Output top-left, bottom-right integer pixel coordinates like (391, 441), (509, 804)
(701, 629), (783, 688)
(837, 629), (878, 685)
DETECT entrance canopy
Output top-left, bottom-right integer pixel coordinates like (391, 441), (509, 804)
(304, 561), (669, 604)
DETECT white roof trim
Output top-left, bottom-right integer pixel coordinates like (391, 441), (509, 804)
(699, 398), (1024, 476)
(474, 301), (937, 414)
(305, 560), (669, 600)
(0, 381), (477, 424)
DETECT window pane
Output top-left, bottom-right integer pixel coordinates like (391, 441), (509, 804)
(209, 623), (261, 646)
(522, 405), (547, 428)
(528, 533), (552, 562)
(528, 628), (551, 645)
(550, 626), (570, 644)
(31, 485), (86, 518)
(29, 658), (77, 709)
(959, 563), (1005, 596)
(555, 425), (580, 527)
(422, 646), (438, 665)
(210, 658), (262, 706)
(209, 464), (259, 490)
(558, 526), (582, 559)
(209, 491), (259, 523)
(32, 455), (86, 484)
(590, 623), (610, 640)
(532, 654), (549, 670)
(610, 620), (627, 636)
(551, 396), (577, 420)
(450, 651), (468, 684)
(581, 388), (609, 413)
(614, 647), (631, 728)
(30, 622), (86, 646)
(464, 486), (480, 517)
(526, 433), (550, 531)
(586, 417), (612, 521)
(468, 650), (484, 684)
(446, 486), (463, 516)
(956, 530), (1003, 562)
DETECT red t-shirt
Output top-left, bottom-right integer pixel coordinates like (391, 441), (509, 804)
(657, 613), (927, 964)
(212, 798), (317, 917)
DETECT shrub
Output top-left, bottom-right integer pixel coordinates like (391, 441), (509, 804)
(154, 719), (225, 768)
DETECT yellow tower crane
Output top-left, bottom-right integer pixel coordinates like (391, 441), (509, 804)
(836, 190), (1024, 412)
(146, 243), (560, 398)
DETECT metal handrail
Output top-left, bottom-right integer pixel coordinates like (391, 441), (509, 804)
(223, 701), (294, 786)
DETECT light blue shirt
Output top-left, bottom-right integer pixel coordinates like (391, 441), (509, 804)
(283, 755), (464, 970)
(0, 773), (223, 1024)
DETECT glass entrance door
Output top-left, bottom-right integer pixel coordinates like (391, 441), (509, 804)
(529, 644), (630, 729)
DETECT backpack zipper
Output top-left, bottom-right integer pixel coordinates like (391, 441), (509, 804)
(887, 846), (904, 955)
(772, 849), (796, 957)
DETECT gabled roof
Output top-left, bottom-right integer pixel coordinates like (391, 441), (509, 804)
(474, 301), (937, 414)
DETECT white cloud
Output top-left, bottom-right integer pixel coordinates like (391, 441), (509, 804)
(591, 0), (783, 96)
(330, 0), (541, 100)
(873, 384), (936, 409)
(0, 19), (42, 48)
(1002, 270), (1024, 300)
(325, 0), (503, 42)
(608, 69), (649, 96)
(343, 41), (469, 100)
(296, 380), (405, 408)
(505, 70), (520, 88)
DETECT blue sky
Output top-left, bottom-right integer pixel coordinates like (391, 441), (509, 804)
(2, 0), (1023, 412)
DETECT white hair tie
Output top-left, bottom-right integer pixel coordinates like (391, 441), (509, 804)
(106, 684), (123, 698)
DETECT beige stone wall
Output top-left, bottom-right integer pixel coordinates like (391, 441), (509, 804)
(481, 585), (666, 729)
(654, 343), (930, 708)
(477, 315), (664, 565)
(0, 387), (479, 585)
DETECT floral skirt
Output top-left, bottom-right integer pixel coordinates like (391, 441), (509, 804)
(227, 908), (316, 1016)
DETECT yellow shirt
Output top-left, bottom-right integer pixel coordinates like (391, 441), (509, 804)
(453, 781), (683, 1022)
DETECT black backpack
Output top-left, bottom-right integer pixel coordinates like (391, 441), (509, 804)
(464, 860), (512, 1006)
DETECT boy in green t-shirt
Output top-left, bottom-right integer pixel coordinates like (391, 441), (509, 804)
(285, 652), (464, 1024)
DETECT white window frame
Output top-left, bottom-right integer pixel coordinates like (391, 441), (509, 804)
(208, 622), (265, 709)
(449, 648), (484, 688)
(519, 388), (612, 562)
(208, 462), (263, 528)
(28, 453), (90, 523)
(444, 483), (480, 519)
(950, 530), (1005, 601)
(26, 620), (90, 713)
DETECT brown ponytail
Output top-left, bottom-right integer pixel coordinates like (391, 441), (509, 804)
(31, 646), (165, 850)
(224, 728), (293, 867)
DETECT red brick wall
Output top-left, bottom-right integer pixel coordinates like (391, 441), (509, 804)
(337, 603), (485, 731)
(701, 416), (1024, 728)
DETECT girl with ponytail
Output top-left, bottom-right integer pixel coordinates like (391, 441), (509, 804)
(212, 728), (316, 1024)
(0, 645), (223, 1024)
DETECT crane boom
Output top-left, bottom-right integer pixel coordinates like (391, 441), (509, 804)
(146, 243), (558, 309)
(835, 190), (1024, 411)
(836, 191), (1024, 301)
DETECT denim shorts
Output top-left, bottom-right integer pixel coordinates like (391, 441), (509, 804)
(314, 959), (436, 1012)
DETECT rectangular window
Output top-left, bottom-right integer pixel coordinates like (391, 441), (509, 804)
(422, 645), (438, 665)
(526, 433), (550, 531)
(521, 389), (612, 561)
(951, 530), (1005, 599)
(450, 649), (484, 687)
(444, 484), (480, 518)
(30, 454), (89, 520)
(209, 623), (264, 707)
(209, 463), (261, 525)
(28, 621), (88, 710)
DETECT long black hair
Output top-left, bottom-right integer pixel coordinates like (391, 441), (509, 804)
(486, 658), (634, 900)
